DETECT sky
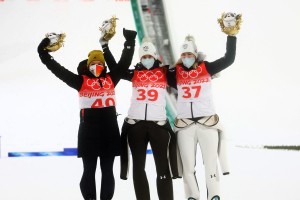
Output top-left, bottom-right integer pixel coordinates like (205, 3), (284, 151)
(0, 0), (300, 157)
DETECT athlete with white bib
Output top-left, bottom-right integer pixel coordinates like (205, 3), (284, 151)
(37, 28), (136, 200)
(167, 24), (239, 200)
(103, 37), (178, 200)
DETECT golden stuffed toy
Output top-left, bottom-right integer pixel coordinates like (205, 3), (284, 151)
(99, 15), (118, 41)
(218, 12), (242, 36)
(44, 32), (66, 52)
(45, 33), (66, 52)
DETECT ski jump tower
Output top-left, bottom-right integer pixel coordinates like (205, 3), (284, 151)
(130, 0), (177, 124)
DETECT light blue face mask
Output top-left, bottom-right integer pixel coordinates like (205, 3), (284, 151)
(182, 57), (196, 68)
(141, 58), (155, 69)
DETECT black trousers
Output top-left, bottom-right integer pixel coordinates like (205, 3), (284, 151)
(127, 121), (174, 200)
(80, 155), (115, 200)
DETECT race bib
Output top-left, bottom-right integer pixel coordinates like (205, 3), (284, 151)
(131, 68), (167, 106)
(79, 75), (116, 109)
(176, 63), (212, 103)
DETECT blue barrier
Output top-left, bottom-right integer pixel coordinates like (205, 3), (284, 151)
(8, 148), (153, 157)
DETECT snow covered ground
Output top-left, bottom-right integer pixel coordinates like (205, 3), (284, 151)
(1, 146), (300, 200)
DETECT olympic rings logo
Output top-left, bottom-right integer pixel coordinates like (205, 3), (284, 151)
(137, 70), (164, 82)
(99, 77), (113, 89)
(178, 66), (202, 79)
(86, 77), (113, 90)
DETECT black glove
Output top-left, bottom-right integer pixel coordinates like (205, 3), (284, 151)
(37, 38), (51, 55)
(37, 38), (53, 64)
(123, 28), (137, 41)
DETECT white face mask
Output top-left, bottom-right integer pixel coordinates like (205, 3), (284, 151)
(182, 57), (196, 68)
(141, 58), (155, 69)
(89, 64), (104, 77)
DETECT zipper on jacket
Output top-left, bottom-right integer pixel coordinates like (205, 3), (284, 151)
(144, 103), (148, 120)
(81, 109), (85, 122)
(98, 78), (103, 88)
(190, 102), (194, 119)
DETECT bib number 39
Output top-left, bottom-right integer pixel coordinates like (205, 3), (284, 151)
(136, 89), (158, 101)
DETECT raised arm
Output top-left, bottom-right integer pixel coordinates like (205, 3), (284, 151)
(37, 38), (83, 91)
(101, 43), (117, 71)
(109, 28), (137, 85)
(205, 36), (237, 76)
(116, 29), (137, 71)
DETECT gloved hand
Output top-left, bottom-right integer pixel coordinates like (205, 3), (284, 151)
(37, 37), (51, 55)
(44, 32), (66, 52)
(37, 37), (53, 64)
(211, 72), (221, 79)
(99, 26), (109, 47)
(123, 28), (137, 41)
(99, 35), (108, 46)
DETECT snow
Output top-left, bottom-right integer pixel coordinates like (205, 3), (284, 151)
(1, 146), (300, 200)
(1, 0), (300, 199)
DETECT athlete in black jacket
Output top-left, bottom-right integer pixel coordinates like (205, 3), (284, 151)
(37, 28), (136, 200)
(103, 38), (179, 200)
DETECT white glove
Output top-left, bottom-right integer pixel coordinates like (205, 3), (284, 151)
(99, 30), (108, 46)
(212, 73), (221, 79)
(99, 15), (118, 46)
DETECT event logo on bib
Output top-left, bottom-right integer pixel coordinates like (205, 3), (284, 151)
(177, 66), (202, 79)
(176, 65), (210, 86)
(137, 70), (164, 82)
(86, 77), (113, 90)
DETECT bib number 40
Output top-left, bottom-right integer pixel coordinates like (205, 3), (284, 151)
(91, 98), (115, 108)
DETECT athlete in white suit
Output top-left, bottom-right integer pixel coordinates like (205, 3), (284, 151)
(167, 32), (237, 200)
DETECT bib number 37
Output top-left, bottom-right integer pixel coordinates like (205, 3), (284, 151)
(182, 85), (201, 98)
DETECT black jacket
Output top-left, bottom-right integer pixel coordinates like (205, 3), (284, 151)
(103, 49), (179, 178)
(38, 39), (135, 157)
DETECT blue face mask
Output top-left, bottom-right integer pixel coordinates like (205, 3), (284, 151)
(182, 57), (196, 68)
(141, 58), (155, 69)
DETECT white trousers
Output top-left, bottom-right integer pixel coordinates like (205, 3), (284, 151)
(177, 123), (220, 200)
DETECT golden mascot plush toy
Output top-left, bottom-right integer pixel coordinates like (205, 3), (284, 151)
(99, 15), (118, 41)
(218, 12), (242, 36)
(44, 32), (66, 52)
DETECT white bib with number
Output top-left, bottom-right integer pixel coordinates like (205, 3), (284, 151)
(127, 68), (167, 120)
(79, 75), (116, 109)
(176, 63), (215, 118)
